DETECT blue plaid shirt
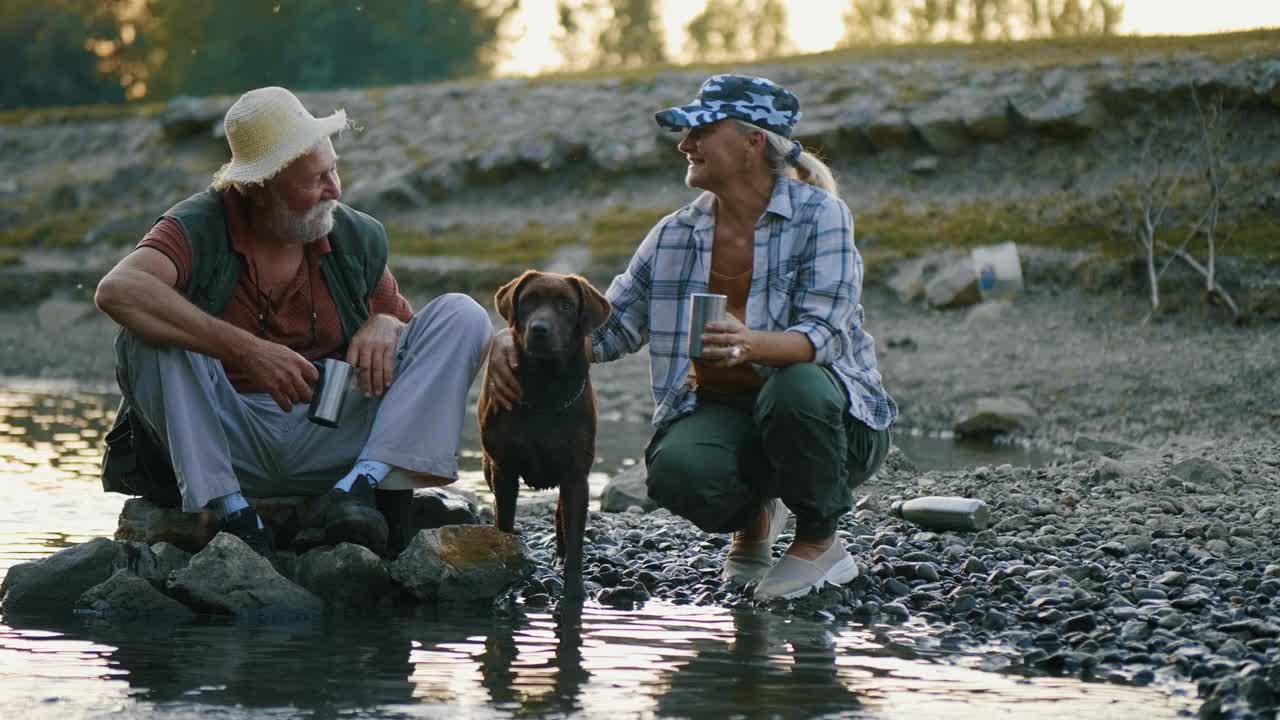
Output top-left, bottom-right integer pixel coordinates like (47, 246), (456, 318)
(591, 177), (897, 431)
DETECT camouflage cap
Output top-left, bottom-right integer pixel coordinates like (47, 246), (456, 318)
(655, 74), (802, 138)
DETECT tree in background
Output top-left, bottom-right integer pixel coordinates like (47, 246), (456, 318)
(0, 0), (135, 109)
(843, 0), (1123, 44)
(134, 0), (517, 99)
(685, 0), (789, 63)
(2, 0), (516, 109)
(554, 0), (666, 71)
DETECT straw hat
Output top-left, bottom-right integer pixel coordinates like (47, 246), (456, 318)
(211, 86), (348, 190)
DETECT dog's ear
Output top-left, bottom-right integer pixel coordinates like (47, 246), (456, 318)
(495, 271), (538, 326)
(569, 274), (611, 335)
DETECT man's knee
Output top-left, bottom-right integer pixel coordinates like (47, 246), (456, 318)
(412, 293), (492, 353)
(756, 364), (843, 427)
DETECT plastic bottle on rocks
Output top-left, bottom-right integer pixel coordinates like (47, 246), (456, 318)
(890, 496), (991, 532)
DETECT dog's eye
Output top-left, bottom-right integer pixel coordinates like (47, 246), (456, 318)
(559, 300), (574, 311)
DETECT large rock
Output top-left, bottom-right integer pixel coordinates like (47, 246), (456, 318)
(1170, 456), (1234, 488)
(115, 498), (218, 552)
(599, 464), (656, 513)
(864, 110), (913, 150)
(166, 533), (323, 618)
(924, 259), (981, 309)
(75, 569), (193, 620)
(159, 96), (225, 141)
(886, 258), (929, 303)
(954, 397), (1039, 437)
(1073, 434), (1141, 459)
(116, 496), (316, 553)
(389, 525), (529, 604)
(117, 540), (191, 589)
(411, 488), (479, 529)
(1, 537), (125, 615)
(909, 101), (970, 155)
(1010, 75), (1101, 139)
(295, 543), (393, 609)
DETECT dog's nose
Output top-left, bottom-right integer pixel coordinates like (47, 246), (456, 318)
(529, 321), (550, 337)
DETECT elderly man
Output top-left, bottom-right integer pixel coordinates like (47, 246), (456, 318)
(95, 86), (491, 558)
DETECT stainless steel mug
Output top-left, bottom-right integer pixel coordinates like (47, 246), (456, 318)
(687, 293), (727, 359)
(308, 358), (354, 428)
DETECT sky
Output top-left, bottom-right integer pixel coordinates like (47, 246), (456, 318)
(495, 0), (1280, 75)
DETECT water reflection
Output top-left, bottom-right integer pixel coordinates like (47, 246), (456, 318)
(0, 602), (1197, 719)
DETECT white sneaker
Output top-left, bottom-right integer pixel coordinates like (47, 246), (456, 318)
(722, 499), (789, 585)
(754, 540), (859, 601)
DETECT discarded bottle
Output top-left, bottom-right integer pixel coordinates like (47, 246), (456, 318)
(890, 496), (991, 532)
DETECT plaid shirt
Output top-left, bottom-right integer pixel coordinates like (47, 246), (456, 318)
(591, 177), (897, 431)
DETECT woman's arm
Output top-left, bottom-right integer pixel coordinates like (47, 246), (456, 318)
(700, 198), (859, 369)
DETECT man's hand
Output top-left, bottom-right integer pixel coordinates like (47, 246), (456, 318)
(486, 328), (522, 411)
(699, 316), (754, 367)
(347, 313), (404, 397)
(241, 338), (319, 411)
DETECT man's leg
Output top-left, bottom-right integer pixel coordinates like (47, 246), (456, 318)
(283, 293), (491, 553)
(115, 331), (279, 553)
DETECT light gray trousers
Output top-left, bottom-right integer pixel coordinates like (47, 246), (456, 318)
(115, 293), (492, 512)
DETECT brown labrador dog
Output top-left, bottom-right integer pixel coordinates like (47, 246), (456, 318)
(478, 270), (610, 599)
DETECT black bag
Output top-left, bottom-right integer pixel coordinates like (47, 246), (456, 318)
(101, 401), (182, 508)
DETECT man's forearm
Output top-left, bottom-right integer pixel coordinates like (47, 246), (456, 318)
(95, 268), (257, 364)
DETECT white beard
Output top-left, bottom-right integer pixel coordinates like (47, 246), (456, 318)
(267, 195), (337, 245)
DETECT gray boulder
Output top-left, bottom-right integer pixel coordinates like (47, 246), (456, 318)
(389, 525), (529, 604)
(864, 110), (913, 150)
(954, 397), (1039, 437)
(166, 533), (323, 619)
(909, 101), (970, 155)
(411, 488), (479, 529)
(159, 96), (224, 141)
(117, 540), (191, 589)
(1010, 78), (1101, 139)
(886, 257), (929, 303)
(1, 537), (125, 615)
(1073, 434), (1141, 459)
(599, 464), (657, 513)
(924, 259), (981, 309)
(1170, 456), (1234, 488)
(76, 569), (193, 620)
(115, 497), (218, 553)
(295, 543), (393, 609)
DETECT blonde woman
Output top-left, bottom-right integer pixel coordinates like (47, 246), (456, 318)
(488, 75), (896, 600)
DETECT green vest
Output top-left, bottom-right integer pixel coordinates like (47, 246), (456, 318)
(161, 188), (389, 343)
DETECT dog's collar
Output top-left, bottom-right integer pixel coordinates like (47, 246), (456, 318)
(521, 376), (587, 414)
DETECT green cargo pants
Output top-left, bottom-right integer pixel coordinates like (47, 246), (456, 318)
(644, 363), (892, 541)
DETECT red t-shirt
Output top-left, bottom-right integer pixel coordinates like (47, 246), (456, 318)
(137, 190), (413, 393)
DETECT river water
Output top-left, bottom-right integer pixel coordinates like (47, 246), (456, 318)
(0, 381), (1196, 719)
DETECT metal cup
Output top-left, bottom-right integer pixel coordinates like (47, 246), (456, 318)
(687, 293), (727, 359)
(308, 358), (354, 428)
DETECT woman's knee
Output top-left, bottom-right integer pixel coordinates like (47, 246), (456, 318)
(756, 364), (843, 426)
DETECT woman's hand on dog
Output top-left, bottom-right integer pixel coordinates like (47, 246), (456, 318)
(699, 316), (753, 367)
(347, 313), (404, 397)
(487, 329), (522, 410)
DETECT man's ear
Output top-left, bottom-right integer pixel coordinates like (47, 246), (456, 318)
(495, 271), (537, 326)
(569, 274), (611, 334)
